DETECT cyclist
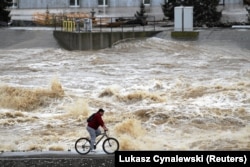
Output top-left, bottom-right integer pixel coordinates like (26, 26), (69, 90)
(87, 108), (108, 152)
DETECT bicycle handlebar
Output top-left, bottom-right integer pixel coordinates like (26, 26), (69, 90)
(102, 130), (109, 136)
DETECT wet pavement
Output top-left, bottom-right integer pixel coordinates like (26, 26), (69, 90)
(0, 151), (114, 167)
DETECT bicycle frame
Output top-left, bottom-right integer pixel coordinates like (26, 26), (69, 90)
(75, 130), (119, 155)
(94, 131), (109, 147)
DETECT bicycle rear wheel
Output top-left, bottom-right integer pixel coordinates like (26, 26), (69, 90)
(75, 138), (91, 155)
(102, 137), (119, 154)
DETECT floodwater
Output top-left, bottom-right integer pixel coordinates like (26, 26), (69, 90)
(0, 28), (249, 152)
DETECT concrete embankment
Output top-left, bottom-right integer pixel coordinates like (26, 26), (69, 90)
(156, 28), (250, 50)
(0, 27), (60, 49)
(53, 27), (250, 51)
(0, 151), (114, 167)
(1, 27), (249, 50)
(53, 30), (162, 50)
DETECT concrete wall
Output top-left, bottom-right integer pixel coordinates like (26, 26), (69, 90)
(53, 30), (161, 50)
(19, 0), (69, 9)
(81, 0), (97, 8)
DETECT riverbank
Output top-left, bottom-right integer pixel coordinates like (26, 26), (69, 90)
(155, 28), (250, 50)
(1, 27), (250, 50)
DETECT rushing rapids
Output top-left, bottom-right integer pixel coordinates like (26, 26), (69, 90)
(0, 28), (249, 152)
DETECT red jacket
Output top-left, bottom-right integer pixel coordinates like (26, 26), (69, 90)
(87, 112), (104, 130)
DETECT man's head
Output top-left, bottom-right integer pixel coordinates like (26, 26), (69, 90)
(98, 108), (105, 116)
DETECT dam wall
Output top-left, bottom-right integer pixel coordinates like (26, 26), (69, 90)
(53, 30), (161, 50)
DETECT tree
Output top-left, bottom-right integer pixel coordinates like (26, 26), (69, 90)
(246, 6), (250, 23)
(244, 0), (250, 5)
(161, 0), (182, 21)
(0, 0), (11, 26)
(134, 1), (148, 25)
(162, 0), (222, 27)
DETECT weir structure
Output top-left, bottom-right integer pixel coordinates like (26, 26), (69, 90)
(53, 16), (163, 50)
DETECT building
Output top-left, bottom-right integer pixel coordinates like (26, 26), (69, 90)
(10, 0), (166, 9)
(9, 0), (244, 9)
(9, 0), (245, 25)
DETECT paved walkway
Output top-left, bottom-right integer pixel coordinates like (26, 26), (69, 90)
(0, 150), (110, 158)
(0, 151), (114, 167)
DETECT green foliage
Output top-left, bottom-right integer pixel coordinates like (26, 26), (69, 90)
(134, 2), (148, 25)
(135, 2), (147, 19)
(161, 0), (182, 20)
(244, 0), (250, 5)
(0, 0), (11, 24)
(171, 31), (199, 39)
(246, 7), (250, 23)
(161, 0), (222, 27)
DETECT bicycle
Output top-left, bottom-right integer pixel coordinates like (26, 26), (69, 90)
(75, 130), (119, 155)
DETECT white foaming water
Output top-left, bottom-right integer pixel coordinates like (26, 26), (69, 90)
(0, 36), (249, 152)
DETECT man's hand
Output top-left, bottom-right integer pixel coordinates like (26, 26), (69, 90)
(103, 126), (108, 131)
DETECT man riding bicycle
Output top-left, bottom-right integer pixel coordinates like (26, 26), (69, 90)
(87, 108), (108, 152)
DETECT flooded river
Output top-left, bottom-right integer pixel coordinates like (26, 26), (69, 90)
(0, 28), (249, 152)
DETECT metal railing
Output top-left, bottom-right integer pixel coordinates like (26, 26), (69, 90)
(53, 16), (157, 33)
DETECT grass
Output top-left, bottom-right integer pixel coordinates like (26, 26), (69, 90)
(171, 31), (199, 39)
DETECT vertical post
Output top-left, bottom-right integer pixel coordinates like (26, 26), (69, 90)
(73, 21), (76, 32)
(63, 21), (66, 31)
(133, 25), (135, 38)
(154, 16), (155, 31)
(103, 0), (106, 15)
(76, 19), (80, 33)
(61, 16), (65, 31)
(100, 17), (102, 32)
(54, 16), (56, 31)
(121, 20), (124, 40)
(182, 7), (184, 32)
(111, 17), (112, 33)
(68, 21), (71, 32)
(122, 21), (123, 33)
(181, 0), (184, 32)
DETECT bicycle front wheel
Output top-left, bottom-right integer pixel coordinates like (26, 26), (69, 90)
(102, 137), (119, 154)
(75, 138), (91, 155)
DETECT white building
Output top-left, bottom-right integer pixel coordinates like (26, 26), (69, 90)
(8, 0), (245, 24)
(9, 0), (244, 9)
